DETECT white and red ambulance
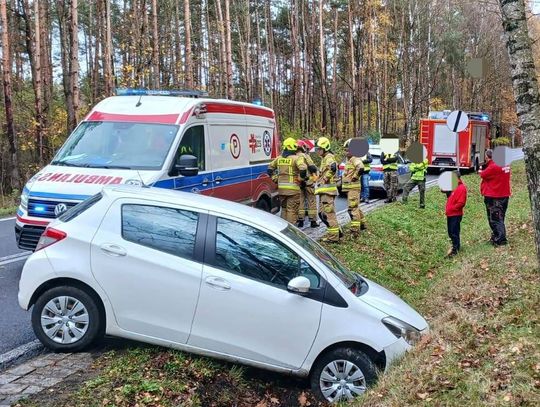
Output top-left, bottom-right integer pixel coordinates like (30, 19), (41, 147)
(15, 89), (279, 250)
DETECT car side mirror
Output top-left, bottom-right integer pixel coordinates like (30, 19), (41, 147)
(174, 154), (199, 177)
(287, 276), (311, 295)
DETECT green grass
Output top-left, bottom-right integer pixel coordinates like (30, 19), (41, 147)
(17, 162), (538, 407)
(0, 191), (19, 217)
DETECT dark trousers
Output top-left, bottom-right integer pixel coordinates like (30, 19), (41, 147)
(484, 197), (509, 244)
(447, 215), (462, 252)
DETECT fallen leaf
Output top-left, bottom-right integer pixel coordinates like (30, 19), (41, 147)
(416, 392), (429, 400)
(298, 391), (309, 406)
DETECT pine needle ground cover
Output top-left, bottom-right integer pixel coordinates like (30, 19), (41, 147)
(17, 162), (538, 407)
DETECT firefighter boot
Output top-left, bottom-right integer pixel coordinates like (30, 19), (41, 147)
(319, 212), (330, 228)
(296, 219), (304, 228)
(310, 220), (319, 228)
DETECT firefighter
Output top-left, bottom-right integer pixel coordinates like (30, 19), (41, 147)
(360, 152), (373, 203)
(296, 140), (319, 228)
(267, 138), (307, 224)
(315, 137), (340, 242)
(342, 139), (366, 235)
(402, 158), (428, 208)
(381, 150), (399, 202)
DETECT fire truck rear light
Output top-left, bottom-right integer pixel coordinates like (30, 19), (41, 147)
(35, 228), (67, 251)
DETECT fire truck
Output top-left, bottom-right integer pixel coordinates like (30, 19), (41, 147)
(420, 111), (491, 171)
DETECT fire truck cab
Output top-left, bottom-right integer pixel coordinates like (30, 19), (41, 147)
(420, 111), (491, 171)
(15, 89), (279, 250)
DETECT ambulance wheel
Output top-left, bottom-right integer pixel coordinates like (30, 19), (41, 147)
(255, 197), (271, 212)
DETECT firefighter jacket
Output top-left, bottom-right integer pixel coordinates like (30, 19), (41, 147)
(315, 152), (338, 195)
(342, 156), (363, 191)
(362, 153), (373, 173)
(298, 152), (318, 187)
(381, 152), (398, 171)
(268, 152), (307, 196)
(410, 160), (428, 181)
(480, 160), (511, 198)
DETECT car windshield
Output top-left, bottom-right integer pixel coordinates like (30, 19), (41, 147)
(282, 225), (357, 288)
(52, 121), (178, 170)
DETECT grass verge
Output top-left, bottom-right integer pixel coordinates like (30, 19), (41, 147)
(17, 162), (538, 406)
(0, 191), (19, 217)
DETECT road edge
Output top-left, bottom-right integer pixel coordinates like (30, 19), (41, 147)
(0, 340), (44, 371)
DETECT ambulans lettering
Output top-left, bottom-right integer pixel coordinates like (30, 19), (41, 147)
(36, 172), (123, 185)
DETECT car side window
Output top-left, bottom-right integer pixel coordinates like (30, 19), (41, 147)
(176, 125), (205, 170)
(122, 204), (198, 260)
(214, 218), (320, 289)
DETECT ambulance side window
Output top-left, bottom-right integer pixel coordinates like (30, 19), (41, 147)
(176, 125), (205, 170)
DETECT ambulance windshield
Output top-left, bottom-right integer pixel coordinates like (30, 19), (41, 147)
(52, 121), (178, 170)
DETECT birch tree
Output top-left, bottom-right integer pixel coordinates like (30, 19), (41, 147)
(499, 0), (540, 264)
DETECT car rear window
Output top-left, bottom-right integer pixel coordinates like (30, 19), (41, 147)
(58, 193), (103, 222)
(371, 155), (381, 165)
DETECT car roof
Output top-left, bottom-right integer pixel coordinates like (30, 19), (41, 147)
(102, 185), (288, 233)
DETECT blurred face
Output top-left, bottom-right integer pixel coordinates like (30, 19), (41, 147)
(316, 148), (324, 156)
(485, 152), (491, 162)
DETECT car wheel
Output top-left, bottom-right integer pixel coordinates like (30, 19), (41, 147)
(31, 285), (103, 352)
(310, 347), (378, 403)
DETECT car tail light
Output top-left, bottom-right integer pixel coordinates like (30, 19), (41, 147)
(371, 166), (383, 172)
(35, 228), (67, 251)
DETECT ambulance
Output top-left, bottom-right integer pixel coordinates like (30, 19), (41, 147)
(15, 89), (279, 251)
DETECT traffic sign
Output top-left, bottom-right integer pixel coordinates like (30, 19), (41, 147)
(446, 110), (469, 133)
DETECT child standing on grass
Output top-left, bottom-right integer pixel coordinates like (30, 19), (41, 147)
(445, 172), (468, 257)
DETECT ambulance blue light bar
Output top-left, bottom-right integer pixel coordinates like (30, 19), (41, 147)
(115, 88), (208, 98)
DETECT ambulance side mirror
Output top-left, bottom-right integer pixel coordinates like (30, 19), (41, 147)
(174, 155), (199, 177)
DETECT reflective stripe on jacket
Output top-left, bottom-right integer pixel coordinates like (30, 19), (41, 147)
(382, 153), (398, 171)
(342, 156), (362, 190)
(268, 153), (307, 196)
(315, 152), (338, 195)
(410, 161), (428, 181)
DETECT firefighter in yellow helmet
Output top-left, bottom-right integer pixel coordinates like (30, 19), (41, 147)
(296, 139), (319, 228)
(315, 137), (341, 242)
(342, 138), (366, 235)
(267, 137), (308, 224)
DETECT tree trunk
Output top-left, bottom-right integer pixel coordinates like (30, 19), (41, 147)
(499, 0), (540, 265)
(184, 0), (193, 88)
(103, 0), (113, 95)
(151, 0), (159, 88)
(69, 0), (79, 130)
(348, 2), (357, 137)
(224, 0), (233, 99)
(0, 0), (21, 189)
(318, 0), (327, 133)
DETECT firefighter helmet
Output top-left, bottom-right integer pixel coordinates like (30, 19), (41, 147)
(316, 137), (331, 151)
(283, 137), (298, 151)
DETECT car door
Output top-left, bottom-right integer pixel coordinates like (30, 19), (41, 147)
(90, 198), (207, 343)
(396, 154), (411, 187)
(171, 124), (214, 196)
(188, 215), (323, 369)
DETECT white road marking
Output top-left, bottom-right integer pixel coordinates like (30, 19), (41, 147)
(0, 252), (30, 267)
(0, 216), (16, 222)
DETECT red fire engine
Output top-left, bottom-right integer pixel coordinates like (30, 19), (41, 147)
(420, 111), (491, 171)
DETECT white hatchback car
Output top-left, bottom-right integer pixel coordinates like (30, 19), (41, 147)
(19, 186), (428, 403)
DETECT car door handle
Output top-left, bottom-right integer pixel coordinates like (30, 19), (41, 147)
(215, 176), (223, 185)
(202, 177), (210, 187)
(100, 243), (127, 257)
(205, 276), (231, 290)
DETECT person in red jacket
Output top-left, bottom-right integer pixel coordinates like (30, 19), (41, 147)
(445, 172), (468, 257)
(479, 149), (511, 246)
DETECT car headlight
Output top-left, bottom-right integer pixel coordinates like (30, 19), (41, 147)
(382, 316), (422, 346)
(20, 190), (29, 210)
